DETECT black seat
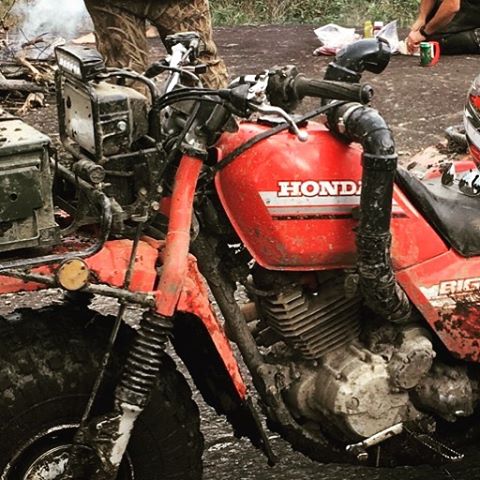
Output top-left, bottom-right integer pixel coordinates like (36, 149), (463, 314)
(396, 167), (480, 257)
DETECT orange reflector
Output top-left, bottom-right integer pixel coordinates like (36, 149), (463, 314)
(56, 258), (90, 291)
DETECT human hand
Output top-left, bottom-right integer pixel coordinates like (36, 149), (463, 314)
(406, 29), (426, 53)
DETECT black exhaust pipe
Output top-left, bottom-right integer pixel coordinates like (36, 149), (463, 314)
(328, 103), (411, 323)
(325, 38), (410, 322)
(325, 38), (391, 83)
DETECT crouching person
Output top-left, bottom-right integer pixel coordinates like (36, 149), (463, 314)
(407, 0), (480, 54)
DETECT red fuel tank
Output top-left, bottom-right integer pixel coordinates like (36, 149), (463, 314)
(215, 121), (447, 271)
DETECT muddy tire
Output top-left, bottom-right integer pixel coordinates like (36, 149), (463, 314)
(0, 305), (203, 479)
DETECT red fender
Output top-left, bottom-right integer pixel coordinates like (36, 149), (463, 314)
(145, 237), (247, 398)
(178, 257), (247, 397)
(0, 238), (247, 400)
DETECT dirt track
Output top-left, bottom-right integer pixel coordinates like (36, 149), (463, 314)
(9, 23), (480, 480)
(215, 24), (479, 156)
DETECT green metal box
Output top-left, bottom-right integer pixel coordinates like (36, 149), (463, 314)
(0, 110), (59, 253)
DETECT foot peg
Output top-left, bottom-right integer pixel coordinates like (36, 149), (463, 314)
(346, 423), (403, 461)
(346, 422), (464, 463)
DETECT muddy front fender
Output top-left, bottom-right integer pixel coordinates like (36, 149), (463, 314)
(0, 237), (264, 447)
(90, 238), (260, 444)
(173, 253), (247, 397)
(171, 254), (269, 444)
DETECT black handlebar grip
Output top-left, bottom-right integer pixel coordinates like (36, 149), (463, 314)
(144, 62), (164, 78)
(293, 75), (374, 104)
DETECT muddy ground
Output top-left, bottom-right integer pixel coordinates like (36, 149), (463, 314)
(215, 24), (478, 157)
(5, 24), (480, 480)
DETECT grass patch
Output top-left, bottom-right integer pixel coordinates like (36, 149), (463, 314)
(0, 0), (419, 29)
(211, 0), (420, 26)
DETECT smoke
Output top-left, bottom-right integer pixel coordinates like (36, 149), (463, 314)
(13, 0), (92, 39)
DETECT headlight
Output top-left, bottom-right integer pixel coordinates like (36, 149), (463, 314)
(55, 45), (105, 81)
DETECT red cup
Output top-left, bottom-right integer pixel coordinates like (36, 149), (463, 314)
(420, 41), (441, 66)
(429, 41), (440, 66)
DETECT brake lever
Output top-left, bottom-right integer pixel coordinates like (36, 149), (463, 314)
(250, 103), (309, 142)
(228, 71), (308, 142)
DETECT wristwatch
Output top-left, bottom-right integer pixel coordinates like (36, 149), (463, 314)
(419, 26), (429, 38)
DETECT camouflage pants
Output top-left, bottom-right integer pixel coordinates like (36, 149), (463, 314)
(84, 0), (228, 89)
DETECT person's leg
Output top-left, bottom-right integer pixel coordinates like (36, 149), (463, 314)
(423, 0), (480, 54)
(84, 0), (149, 72)
(430, 29), (480, 54)
(147, 0), (228, 88)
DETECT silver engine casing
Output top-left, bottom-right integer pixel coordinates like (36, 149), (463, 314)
(286, 327), (435, 439)
(255, 278), (451, 440)
(58, 75), (148, 162)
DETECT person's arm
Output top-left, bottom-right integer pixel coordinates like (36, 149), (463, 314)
(411, 0), (437, 31)
(422, 0), (460, 34)
(407, 0), (460, 52)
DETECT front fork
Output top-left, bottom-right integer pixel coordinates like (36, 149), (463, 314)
(73, 155), (203, 479)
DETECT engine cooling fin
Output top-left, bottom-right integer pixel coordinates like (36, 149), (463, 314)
(259, 282), (362, 360)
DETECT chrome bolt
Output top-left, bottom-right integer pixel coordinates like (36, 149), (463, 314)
(116, 120), (128, 132)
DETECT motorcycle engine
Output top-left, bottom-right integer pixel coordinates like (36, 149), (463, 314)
(55, 45), (153, 218)
(250, 268), (465, 440)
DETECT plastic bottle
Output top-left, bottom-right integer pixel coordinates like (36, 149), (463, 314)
(364, 20), (373, 38)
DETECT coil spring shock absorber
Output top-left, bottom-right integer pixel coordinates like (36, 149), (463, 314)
(116, 313), (173, 407)
(64, 156), (204, 479)
(84, 313), (175, 474)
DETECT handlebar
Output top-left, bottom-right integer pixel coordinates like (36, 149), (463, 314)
(292, 75), (374, 104)
(139, 57), (378, 145)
